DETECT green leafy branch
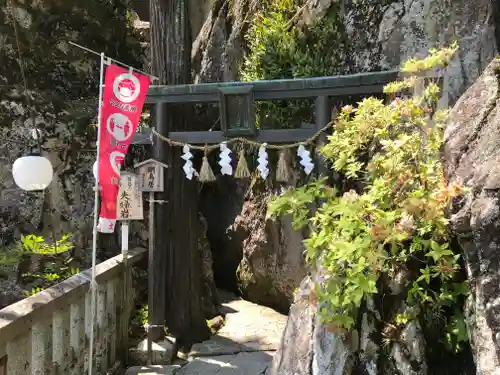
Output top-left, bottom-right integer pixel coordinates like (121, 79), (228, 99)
(268, 43), (469, 351)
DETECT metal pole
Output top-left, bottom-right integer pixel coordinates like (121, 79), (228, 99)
(147, 191), (155, 365)
(121, 222), (130, 255)
(121, 220), (130, 366)
(68, 41), (159, 81)
(88, 51), (105, 375)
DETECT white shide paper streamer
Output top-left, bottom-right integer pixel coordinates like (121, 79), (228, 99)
(257, 144), (269, 179)
(297, 145), (314, 175)
(218, 142), (233, 176)
(181, 144), (197, 180)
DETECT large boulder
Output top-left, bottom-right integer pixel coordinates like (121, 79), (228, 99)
(271, 277), (430, 375)
(194, 0), (498, 312)
(234, 184), (307, 313)
(199, 177), (307, 313)
(270, 277), (357, 375)
(444, 57), (500, 375)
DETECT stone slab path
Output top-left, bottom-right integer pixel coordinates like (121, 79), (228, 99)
(126, 291), (287, 375)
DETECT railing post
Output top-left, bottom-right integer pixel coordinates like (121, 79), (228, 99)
(52, 308), (70, 375)
(70, 301), (84, 375)
(120, 256), (132, 366)
(97, 283), (108, 372)
(84, 289), (92, 374)
(106, 280), (117, 366)
(7, 336), (29, 375)
(32, 320), (51, 375)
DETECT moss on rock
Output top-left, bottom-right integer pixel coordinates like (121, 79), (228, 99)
(240, 0), (346, 127)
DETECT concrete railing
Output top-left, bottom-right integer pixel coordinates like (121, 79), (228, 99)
(0, 247), (146, 375)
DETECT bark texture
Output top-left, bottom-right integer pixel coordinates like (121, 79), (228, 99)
(149, 0), (210, 346)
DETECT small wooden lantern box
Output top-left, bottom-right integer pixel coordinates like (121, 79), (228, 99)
(218, 86), (255, 137)
(134, 159), (168, 192)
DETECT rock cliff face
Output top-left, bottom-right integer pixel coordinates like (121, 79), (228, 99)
(352, 0), (497, 102)
(192, 0), (497, 95)
(194, 0), (499, 311)
(191, 0), (260, 83)
(445, 57), (500, 375)
(272, 275), (475, 375)
(0, 0), (144, 286)
(271, 278), (434, 375)
(270, 39), (500, 375)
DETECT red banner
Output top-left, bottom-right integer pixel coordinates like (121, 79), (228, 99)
(97, 64), (150, 233)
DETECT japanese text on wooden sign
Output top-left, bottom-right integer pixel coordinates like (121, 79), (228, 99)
(116, 172), (144, 220)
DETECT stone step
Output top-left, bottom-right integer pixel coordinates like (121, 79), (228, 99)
(176, 352), (273, 375)
(129, 338), (176, 366)
(124, 365), (182, 375)
(126, 295), (285, 375)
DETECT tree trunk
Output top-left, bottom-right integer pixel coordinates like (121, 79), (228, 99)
(149, 0), (210, 346)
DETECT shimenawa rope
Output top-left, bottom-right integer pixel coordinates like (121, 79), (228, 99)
(150, 121), (334, 151)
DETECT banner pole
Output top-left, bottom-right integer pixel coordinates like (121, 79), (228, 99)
(88, 51), (105, 375)
(68, 41), (158, 81)
(122, 219), (130, 366)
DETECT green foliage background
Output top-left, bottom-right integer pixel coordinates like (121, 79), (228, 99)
(241, 0), (346, 128)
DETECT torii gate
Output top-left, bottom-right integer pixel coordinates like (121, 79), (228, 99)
(133, 69), (399, 342)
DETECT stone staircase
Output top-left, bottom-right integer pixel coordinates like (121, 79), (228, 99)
(125, 293), (287, 375)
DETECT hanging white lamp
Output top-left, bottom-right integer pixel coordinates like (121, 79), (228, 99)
(12, 153), (54, 191)
(12, 128), (54, 191)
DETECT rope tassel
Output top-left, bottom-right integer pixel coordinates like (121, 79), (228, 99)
(235, 149), (250, 179)
(276, 150), (291, 183)
(199, 150), (216, 182)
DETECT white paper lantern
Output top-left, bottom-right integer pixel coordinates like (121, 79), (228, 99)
(12, 155), (53, 191)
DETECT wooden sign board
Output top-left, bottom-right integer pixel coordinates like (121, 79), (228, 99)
(134, 159), (168, 192)
(116, 172), (144, 220)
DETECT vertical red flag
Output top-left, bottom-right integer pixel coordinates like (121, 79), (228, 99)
(97, 64), (150, 233)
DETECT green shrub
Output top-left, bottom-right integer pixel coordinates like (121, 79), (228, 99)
(268, 43), (469, 352)
(20, 233), (73, 254)
(241, 0), (345, 127)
